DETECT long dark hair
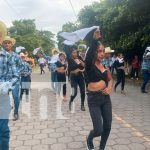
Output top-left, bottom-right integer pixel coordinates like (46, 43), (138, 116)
(93, 41), (103, 64)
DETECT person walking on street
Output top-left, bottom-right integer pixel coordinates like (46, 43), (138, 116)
(68, 45), (86, 112)
(85, 29), (113, 150)
(55, 53), (67, 101)
(49, 49), (59, 91)
(130, 55), (140, 80)
(20, 52), (32, 101)
(114, 53), (126, 95)
(38, 55), (46, 74)
(0, 36), (19, 149)
(1, 36), (24, 121)
(141, 49), (150, 93)
(101, 47), (114, 71)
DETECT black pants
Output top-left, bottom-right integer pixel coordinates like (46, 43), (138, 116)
(131, 68), (139, 78)
(40, 64), (45, 74)
(57, 73), (66, 96)
(70, 73), (85, 106)
(87, 91), (112, 149)
(115, 69), (125, 91)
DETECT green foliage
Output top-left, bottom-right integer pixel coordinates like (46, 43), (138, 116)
(9, 19), (55, 57)
(58, 0), (150, 61)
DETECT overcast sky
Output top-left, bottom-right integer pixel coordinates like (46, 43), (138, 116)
(0, 0), (99, 35)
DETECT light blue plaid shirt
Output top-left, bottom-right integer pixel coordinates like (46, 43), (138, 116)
(20, 61), (32, 77)
(142, 52), (150, 71)
(10, 51), (25, 74)
(101, 58), (113, 69)
(0, 49), (19, 87)
(2, 49), (26, 85)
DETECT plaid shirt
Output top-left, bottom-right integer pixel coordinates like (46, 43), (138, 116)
(101, 58), (113, 69)
(0, 49), (19, 86)
(20, 61), (32, 77)
(10, 51), (25, 74)
(142, 52), (150, 71)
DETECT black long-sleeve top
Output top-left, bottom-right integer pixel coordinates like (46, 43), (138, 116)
(68, 57), (84, 72)
(63, 45), (84, 72)
(85, 39), (108, 85)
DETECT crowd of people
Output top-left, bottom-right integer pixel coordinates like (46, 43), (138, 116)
(45, 30), (149, 149)
(0, 26), (150, 150)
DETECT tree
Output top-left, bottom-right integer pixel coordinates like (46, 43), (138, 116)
(58, 0), (150, 61)
(9, 19), (55, 56)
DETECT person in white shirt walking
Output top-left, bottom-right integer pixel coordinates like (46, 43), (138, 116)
(38, 55), (46, 74)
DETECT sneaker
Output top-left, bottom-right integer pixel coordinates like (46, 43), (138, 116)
(69, 101), (72, 111)
(86, 137), (94, 150)
(121, 90), (125, 95)
(141, 90), (148, 93)
(131, 77), (134, 79)
(63, 96), (67, 102)
(13, 114), (19, 121)
(136, 78), (139, 80)
(81, 105), (85, 111)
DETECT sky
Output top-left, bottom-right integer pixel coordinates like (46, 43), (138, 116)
(0, 0), (99, 35)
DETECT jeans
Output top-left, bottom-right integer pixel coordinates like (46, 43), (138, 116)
(141, 69), (150, 92)
(0, 119), (9, 150)
(12, 84), (20, 115)
(87, 91), (112, 149)
(70, 73), (85, 106)
(51, 71), (58, 91)
(0, 95), (10, 150)
(115, 69), (125, 91)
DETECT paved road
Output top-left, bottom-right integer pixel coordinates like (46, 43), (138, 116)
(9, 68), (150, 150)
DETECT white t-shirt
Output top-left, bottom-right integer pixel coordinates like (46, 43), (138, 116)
(38, 58), (46, 64)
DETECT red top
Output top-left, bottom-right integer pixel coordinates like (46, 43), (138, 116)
(131, 58), (140, 69)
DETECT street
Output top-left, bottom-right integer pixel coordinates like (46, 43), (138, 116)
(9, 68), (150, 150)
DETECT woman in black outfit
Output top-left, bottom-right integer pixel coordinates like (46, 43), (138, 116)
(85, 29), (113, 150)
(114, 53), (126, 94)
(67, 46), (86, 111)
(55, 53), (67, 101)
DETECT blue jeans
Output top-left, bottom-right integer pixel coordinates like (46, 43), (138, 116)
(51, 71), (57, 91)
(0, 119), (9, 150)
(141, 70), (150, 92)
(0, 95), (10, 150)
(12, 84), (20, 115)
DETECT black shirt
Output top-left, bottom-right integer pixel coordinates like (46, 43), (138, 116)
(114, 59), (124, 69)
(55, 61), (66, 82)
(68, 58), (84, 71)
(85, 39), (108, 85)
(55, 61), (66, 70)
